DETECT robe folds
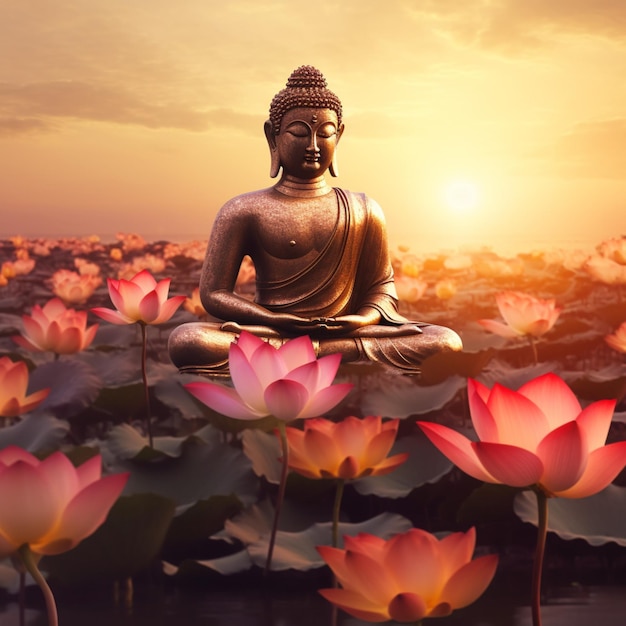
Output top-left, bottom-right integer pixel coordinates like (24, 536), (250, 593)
(255, 187), (410, 328)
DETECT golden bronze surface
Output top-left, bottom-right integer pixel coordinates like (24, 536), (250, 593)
(168, 66), (462, 375)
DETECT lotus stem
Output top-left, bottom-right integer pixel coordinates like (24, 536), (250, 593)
(265, 421), (289, 574)
(529, 336), (538, 365)
(531, 489), (548, 626)
(19, 571), (25, 626)
(17, 545), (58, 626)
(332, 479), (345, 549)
(139, 322), (153, 447)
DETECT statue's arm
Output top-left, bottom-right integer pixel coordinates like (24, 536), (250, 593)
(198, 202), (315, 332)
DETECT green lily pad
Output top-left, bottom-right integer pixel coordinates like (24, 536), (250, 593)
(153, 373), (214, 420)
(354, 431), (454, 498)
(241, 428), (281, 484)
(29, 359), (102, 418)
(247, 512), (414, 571)
(41, 493), (176, 587)
(0, 414), (68, 452)
(107, 423), (195, 461)
(163, 549), (253, 578)
(458, 483), (521, 525)
(514, 485), (626, 547)
(162, 495), (243, 561)
(360, 375), (466, 418)
(106, 425), (259, 507)
(0, 561), (21, 592)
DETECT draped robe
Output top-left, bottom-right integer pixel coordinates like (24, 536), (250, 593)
(255, 187), (412, 329)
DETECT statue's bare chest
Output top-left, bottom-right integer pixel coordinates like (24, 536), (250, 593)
(254, 194), (338, 261)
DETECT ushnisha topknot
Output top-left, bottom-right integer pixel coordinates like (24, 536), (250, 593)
(269, 65), (343, 134)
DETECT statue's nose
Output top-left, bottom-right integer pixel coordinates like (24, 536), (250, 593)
(306, 133), (319, 153)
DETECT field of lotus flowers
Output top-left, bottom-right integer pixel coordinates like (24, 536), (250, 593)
(2, 232), (626, 625)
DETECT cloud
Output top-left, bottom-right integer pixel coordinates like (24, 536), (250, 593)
(0, 81), (261, 135)
(0, 117), (54, 137)
(407, 0), (626, 54)
(537, 118), (626, 179)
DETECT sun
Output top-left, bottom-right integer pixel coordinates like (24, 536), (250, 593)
(443, 179), (480, 214)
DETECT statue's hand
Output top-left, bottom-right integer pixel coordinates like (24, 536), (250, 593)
(310, 315), (367, 335)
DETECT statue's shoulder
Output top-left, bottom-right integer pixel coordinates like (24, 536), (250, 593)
(216, 187), (275, 220)
(334, 188), (386, 223)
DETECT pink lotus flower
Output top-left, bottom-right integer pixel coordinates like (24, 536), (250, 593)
(0, 357), (49, 418)
(0, 446), (128, 557)
(74, 258), (101, 277)
(394, 275), (427, 304)
(185, 331), (352, 422)
(418, 373), (626, 498)
(477, 291), (561, 338)
(117, 254), (166, 280)
(605, 321), (626, 354)
(13, 298), (98, 355)
(318, 527), (498, 623)
(51, 269), (101, 305)
(91, 269), (185, 325)
(12, 257), (36, 276)
(285, 416), (408, 480)
(584, 255), (626, 285)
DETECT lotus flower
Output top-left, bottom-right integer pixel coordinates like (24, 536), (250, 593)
(477, 291), (561, 339)
(394, 275), (427, 304)
(12, 258), (36, 276)
(185, 330), (353, 573)
(0, 446), (128, 557)
(435, 279), (457, 301)
(605, 321), (626, 354)
(2, 261), (16, 280)
(418, 373), (626, 498)
(285, 416), (408, 480)
(92, 270), (185, 448)
(0, 447), (129, 626)
(183, 287), (208, 319)
(185, 331), (352, 422)
(0, 357), (49, 418)
(91, 269), (185, 325)
(74, 258), (101, 277)
(51, 269), (101, 305)
(597, 236), (626, 265)
(13, 298), (98, 355)
(317, 527), (498, 623)
(584, 254), (626, 285)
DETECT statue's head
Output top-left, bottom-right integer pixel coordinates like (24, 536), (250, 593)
(265, 66), (344, 178)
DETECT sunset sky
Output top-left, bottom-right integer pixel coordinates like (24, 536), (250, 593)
(1, 1), (625, 254)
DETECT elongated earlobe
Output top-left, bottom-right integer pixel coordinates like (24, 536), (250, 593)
(330, 123), (344, 177)
(269, 150), (281, 178)
(329, 152), (339, 177)
(264, 120), (281, 178)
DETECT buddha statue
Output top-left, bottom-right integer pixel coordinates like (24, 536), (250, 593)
(168, 66), (462, 376)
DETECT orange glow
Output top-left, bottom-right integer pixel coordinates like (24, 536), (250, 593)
(1, 3), (625, 255)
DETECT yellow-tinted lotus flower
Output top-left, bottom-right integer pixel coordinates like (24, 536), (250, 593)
(478, 290), (561, 338)
(318, 527), (498, 623)
(183, 287), (208, 319)
(51, 269), (102, 305)
(0, 357), (49, 418)
(605, 321), (626, 354)
(285, 416), (407, 480)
